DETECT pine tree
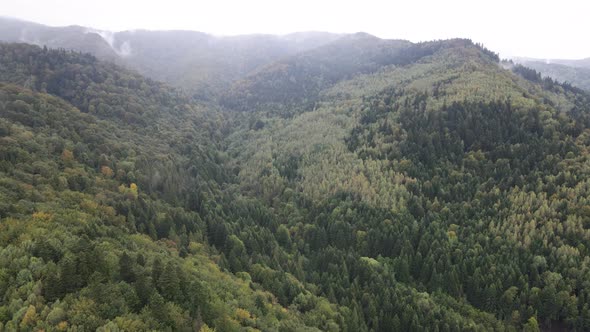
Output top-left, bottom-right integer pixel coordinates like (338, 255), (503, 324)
(152, 258), (163, 290)
(135, 273), (153, 308)
(159, 261), (180, 301)
(119, 252), (136, 283)
(149, 292), (169, 326)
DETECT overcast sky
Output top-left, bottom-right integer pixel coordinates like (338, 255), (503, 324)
(3, 0), (589, 59)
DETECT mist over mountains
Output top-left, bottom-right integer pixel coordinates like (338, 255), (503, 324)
(3, 16), (589, 95)
(0, 17), (344, 97)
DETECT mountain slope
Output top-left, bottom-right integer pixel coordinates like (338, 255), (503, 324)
(222, 37), (499, 114)
(0, 43), (354, 331)
(225, 38), (590, 331)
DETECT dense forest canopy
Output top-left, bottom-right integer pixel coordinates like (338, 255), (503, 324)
(0, 23), (590, 332)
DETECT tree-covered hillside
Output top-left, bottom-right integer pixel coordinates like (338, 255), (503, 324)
(1, 33), (590, 332)
(0, 44), (352, 331)
(222, 37), (499, 115)
(223, 38), (590, 331)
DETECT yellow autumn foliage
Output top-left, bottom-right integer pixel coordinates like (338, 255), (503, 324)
(199, 324), (215, 332)
(20, 305), (37, 328)
(32, 211), (52, 222)
(61, 149), (74, 164)
(100, 166), (114, 177)
(235, 308), (251, 321)
(57, 321), (68, 331)
(130, 183), (138, 198)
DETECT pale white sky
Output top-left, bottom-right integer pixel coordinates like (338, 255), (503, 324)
(2, 0), (589, 59)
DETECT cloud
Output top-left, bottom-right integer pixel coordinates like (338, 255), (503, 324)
(85, 28), (132, 57)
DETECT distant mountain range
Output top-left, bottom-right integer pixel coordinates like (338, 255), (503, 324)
(513, 56), (590, 69)
(0, 17), (343, 97)
(4, 16), (590, 95)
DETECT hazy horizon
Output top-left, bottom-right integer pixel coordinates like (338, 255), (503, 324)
(2, 0), (589, 60)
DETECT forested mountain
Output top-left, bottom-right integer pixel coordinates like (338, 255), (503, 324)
(222, 37), (496, 114)
(224, 38), (590, 331)
(1, 21), (590, 332)
(0, 18), (342, 98)
(0, 17), (121, 61)
(520, 61), (590, 91)
(512, 57), (590, 91)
